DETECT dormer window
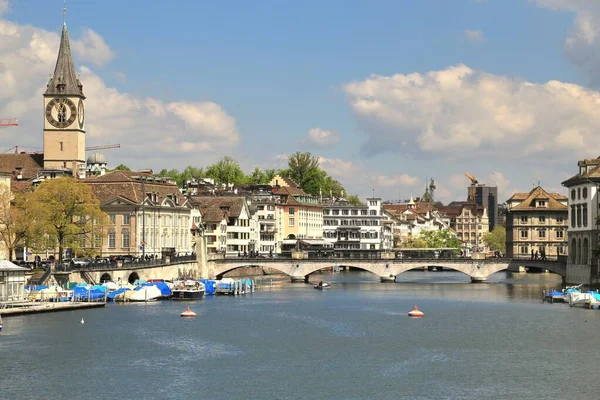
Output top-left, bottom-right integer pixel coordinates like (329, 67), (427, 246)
(537, 200), (546, 207)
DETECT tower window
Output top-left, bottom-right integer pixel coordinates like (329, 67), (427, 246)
(59, 142), (63, 151)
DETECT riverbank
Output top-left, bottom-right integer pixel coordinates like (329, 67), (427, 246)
(1, 301), (105, 316)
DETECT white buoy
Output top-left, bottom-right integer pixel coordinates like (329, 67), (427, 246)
(180, 306), (196, 317)
(80, 318), (85, 324)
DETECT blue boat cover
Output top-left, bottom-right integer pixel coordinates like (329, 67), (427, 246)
(142, 282), (171, 296)
(26, 285), (48, 291)
(73, 286), (105, 301)
(199, 279), (217, 294)
(107, 287), (131, 300)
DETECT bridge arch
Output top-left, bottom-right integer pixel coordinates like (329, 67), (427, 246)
(99, 273), (112, 283)
(128, 272), (140, 284)
(214, 263), (294, 280)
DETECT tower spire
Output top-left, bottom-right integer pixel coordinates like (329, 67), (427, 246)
(45, 5), (84, 98)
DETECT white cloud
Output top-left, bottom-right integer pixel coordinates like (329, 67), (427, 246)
(464, 29), (485, 43)
(304, 127), (340, 147)
(372, 174), (419, 187)
(72, 28), (116, 67)
(0, 19), (239, 166)
(534, 1), (600, 84)
(343, 64), (600, 162)
(0, 0), (9, 17)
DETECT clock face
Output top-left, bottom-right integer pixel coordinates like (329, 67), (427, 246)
(45, 97), (77, 128)
(78, 99), (85, 129)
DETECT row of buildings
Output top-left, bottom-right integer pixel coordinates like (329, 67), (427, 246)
(5, 12), (600, 286)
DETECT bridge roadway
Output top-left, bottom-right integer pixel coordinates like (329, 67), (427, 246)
(61, 257), (566, 285)
(209, 257), (567, 283)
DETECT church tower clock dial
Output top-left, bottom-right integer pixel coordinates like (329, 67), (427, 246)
(77, 98), (85, 129)
(46, 98), (77, 128)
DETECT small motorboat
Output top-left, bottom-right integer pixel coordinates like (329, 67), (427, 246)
(180, 306), (197, 317)
(314, 281), (331, 290)
(0, 314), (3, 333)
(408, 305), (424, 318)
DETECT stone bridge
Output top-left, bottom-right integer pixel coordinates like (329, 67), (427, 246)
(53, 257), (566, 285)
(57, 261), (199, 286)
(207, 258), (567, 283)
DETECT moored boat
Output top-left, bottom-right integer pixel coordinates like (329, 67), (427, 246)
(0, 314), (3, 334)
(130, 285), (162, 302)
(172, 280), (205, 300)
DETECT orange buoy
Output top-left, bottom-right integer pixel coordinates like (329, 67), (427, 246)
(408, 305), (424, 318)
(180, 306), (196, 317)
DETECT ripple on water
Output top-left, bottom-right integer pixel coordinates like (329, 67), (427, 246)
(380, 350), (450, 378)
(273, 311), (365, 338)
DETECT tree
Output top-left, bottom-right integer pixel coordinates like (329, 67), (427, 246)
(206, 156), (247, 185)
(113, 164), (131, 171)
(247, 167), (277, 185)
(482, 226), (506, 252)
(346, 195), (363, 206)
(26, 178), (108, 264)
(417, 229), (461, 249)
(0, 185), (32, 260)
(283, 152), (321, 191)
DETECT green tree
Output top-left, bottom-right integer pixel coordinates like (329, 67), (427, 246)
(346, 194), (363, 206)
(417, 229), (461, 248)
(113, 164), (131, 171)
(0, 185), (32, 260)
(27, 178), (108, 265)
(206, 156), (247, 185)
(283, 152), (321, 191)
(482, 226), (506, 252)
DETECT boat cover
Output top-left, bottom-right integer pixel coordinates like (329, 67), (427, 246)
(130, 285), (162, 301)
(73, 286), (105, 301)
(107, 287), (131, 300)
(199, 279), (217, 294)
(142, 282), (171, 296)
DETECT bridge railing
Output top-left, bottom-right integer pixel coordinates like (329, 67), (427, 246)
(65, 254), (198, 271)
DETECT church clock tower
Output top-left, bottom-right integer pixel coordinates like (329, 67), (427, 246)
(43, 19), (86, 172)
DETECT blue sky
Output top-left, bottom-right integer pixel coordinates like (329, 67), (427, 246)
(1, 0), (599, 203)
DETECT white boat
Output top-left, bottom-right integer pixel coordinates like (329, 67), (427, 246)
(0, 314), (3, 334)
(314, 281), (331, 289)
(568, 292), (594, 307)
(172, 280), (205, 300)
(130, 285), (162, 302)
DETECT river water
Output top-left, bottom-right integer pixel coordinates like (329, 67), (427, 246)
(1, 270), (600, 400)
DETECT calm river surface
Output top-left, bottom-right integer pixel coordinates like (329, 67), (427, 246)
(2, 270), (600, 400)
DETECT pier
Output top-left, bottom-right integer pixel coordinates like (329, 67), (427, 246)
(1, 301), (105, 317)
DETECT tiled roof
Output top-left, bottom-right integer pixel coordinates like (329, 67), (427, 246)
(0, 153), (44, 180)
(509, 186), (567, 211)
(383, 202), (433, 215)
(84, 170), (184, 206)
(562, 156), (600, 185)
(438, 202), (486, 217)
(188, 196), (246, 218)
(201, 207), (227, 223)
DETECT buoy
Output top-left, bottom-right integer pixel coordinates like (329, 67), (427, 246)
(408, 305), (424, 318)
(180, 306), (196, 317)
(80, 318), (85, 324)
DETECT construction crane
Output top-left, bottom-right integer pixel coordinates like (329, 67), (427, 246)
(465, 172), (478, 202)
(85, 144), (121, 151)
(0, 118), (18, 128)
